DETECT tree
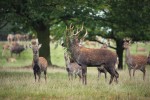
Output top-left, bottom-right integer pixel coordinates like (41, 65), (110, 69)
(1, 0), (150, 69)
(0, 0), (69, 65)
(90, 0), (150, 69)
(0, 0), (96, 65)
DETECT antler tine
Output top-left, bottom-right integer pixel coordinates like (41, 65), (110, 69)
(84, 29), (88, 38)
(69, 23), (72, 29)
(74, 24), (84, 36)
(80, 29), (88, 41)
(69, 23), (74, 30)
(73, 29), (79, 35)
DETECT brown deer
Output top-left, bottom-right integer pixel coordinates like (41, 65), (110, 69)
(31, 41), (48, 82)
(136, 43), (146, 52)
(7, 34), (15, 43)
(64, 24), (119, 85)
(10, 43), (26, 57)
(2, 44), (10, 56)
(123, 39), (149, 80)
(64, 52), (82, 81)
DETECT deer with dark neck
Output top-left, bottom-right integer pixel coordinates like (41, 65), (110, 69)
(123, 39), (149, 80)
(31, 41), (48, 82)
(65, 24), (119, 85)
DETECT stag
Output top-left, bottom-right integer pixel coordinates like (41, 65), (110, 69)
(65, 24), (119, 85)
(123, 39), (150, 80)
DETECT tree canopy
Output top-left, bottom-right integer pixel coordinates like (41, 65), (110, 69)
(0, 0), (150, 68)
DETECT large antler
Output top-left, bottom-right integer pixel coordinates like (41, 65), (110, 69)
(80, 29), (88, 42)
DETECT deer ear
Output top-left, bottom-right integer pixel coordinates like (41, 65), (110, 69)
(38, 44), (42, 49)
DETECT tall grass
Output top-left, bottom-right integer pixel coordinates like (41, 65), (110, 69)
(0, 68), (150, 100)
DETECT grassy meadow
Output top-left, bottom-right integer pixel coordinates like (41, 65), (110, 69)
(0, 41), (150, 100)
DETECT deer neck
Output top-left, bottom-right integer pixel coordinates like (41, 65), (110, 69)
(69, 43), (80, 62)
(33, 54), (39, 64)
(125, 47), (131, 59)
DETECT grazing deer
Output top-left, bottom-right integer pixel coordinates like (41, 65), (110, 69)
(10, 43), (26, 57)
(123, 39), (149, 80)
(64, 52), (82, 81)
(31, 42), (48, 82)
(64, 24), (119, 85)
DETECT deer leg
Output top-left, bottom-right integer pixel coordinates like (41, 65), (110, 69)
(44, 71), (47, 83)
(71, 73), (73, 80)
(68, 72), (70, 80)
(34, 72), (37, 82)
(105, 65), (116, 84)
(98, 70), (101, 81)
(128, 68), (132, 79)
(78, 73), (82, 82)
(143, 69), (146, 81)
(85, 67), (87, 85)
(109, 75), (114, 84)
(105, 71), (107, 81)
(133, 68), (136, 77)
(82, 66), (87, 85)
(140, 68), (146, 81)
(75, 73), (77, 79)
(114, 70), (119, 83)
(38, 73), (41, 82)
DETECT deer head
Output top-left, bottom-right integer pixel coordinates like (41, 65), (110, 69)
(147, 52), (150, 64)
(64, 24), (84, 48)
(123, 38), (131, 49)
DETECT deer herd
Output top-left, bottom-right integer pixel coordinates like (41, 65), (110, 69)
(63, 24), (150, 85)
(1, 24), (150, 85)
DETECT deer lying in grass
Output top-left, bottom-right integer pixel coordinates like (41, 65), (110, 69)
(123, 39), (150, 80)
(64, 52), (82, 80)
(31, 40), (48, 82)
(64, 24), (119, 85)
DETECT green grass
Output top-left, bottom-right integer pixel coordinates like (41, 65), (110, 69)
(0, 41), (65, 68)
(0, 68), (150, 100)
(0, 41), (150, 99)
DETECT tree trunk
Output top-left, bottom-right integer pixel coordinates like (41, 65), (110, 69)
(32, 20), (52, 65)
(116, 39), (124, 70)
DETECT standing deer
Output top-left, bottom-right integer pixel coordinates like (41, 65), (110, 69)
(123, 39), (150, 80)
(64, 52), (82, 81)
(7, 34), (15, 43)
(64, 24), (119, 85)
(2, 44), (10, 56)
(31, 41), (48, 82)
